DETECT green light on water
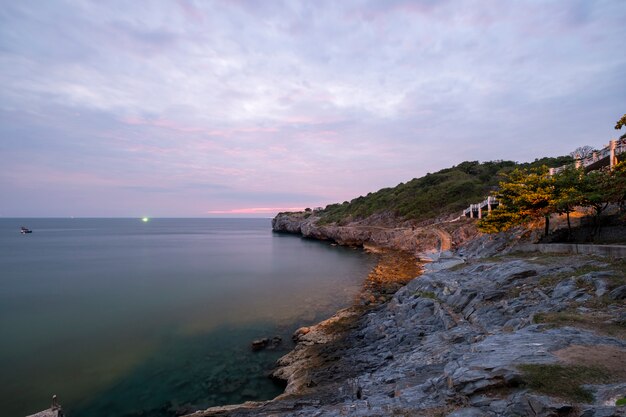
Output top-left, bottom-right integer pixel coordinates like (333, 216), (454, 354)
(142, 217), (149, 222)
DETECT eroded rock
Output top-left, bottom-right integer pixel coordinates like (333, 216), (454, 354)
(187, 240), (626, 417)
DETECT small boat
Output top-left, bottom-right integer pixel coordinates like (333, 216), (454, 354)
(20, 226), (32, 234)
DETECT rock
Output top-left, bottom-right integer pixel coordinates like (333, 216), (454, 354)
(469, 395), (492, 407)
(292, 327), (311, 342)
(446, 407), (487, 417)
(508, 393), (574, 417)
(251, 338), (270, 351)
(580, 407), (625, 417)
(552, 278), (581, 300)
(489, 399), (508, 414)
(594, 278), (608, 297)
(609, 285), (626, 300)
(424, 258), (465, 272)
(271, 212), (476, 257)
(251, 336), (283, 351)
(590, 382), (626, 408)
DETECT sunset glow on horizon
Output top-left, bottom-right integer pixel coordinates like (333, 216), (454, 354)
(206, 207), (305, 215)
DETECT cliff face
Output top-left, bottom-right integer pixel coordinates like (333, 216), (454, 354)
(271, 212), (478, 257)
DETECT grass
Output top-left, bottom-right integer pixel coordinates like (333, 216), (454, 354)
(605, 258), (626, 287)
(498, 251), (570, 262)
(447, 261), (471, 272)
(414, 291), (440, 301)
(575, 276), (595, 292)
(534, 311), (584, 325)
(538, 263), (603, 288)
(537, 257), (626, 288)
(518, 363), (614, 403)
(533, 311), (626, 339)
(508, 286), (523, 298)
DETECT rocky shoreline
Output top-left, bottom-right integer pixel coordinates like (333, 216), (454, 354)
(186, 214), (626, 417)
(270, 212), (478, 257)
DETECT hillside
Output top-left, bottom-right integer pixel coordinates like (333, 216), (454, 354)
(315, 156), (572, 225)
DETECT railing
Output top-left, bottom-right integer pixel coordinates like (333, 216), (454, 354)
(463, 197), (498, 218)
(463, 138), (624, 219)
(552, 137), (626, 174)
(550, 165), (568, 175)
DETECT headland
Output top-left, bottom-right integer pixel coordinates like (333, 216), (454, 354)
(186, 209), (626, 417)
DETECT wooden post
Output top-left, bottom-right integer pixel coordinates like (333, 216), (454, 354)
(610, 139), (617, 169)
(478, 205), (482, 219)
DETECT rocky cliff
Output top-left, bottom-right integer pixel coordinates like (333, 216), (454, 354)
(271, 212), (479, 258)
(185, 214), (626, 417)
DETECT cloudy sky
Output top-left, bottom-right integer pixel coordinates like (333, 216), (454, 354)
(1, 0), (624, 217)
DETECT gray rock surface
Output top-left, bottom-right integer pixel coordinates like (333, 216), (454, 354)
(610, 285), (626, 300)
(186, 216), (626, 417)
(187, 254), (625, 417)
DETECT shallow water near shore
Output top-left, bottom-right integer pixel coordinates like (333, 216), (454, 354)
(0, 218), (376, 417)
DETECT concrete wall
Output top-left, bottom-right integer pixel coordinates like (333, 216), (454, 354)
(517, 243), (626, 258)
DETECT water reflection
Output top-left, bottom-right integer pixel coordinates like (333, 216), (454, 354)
(0, 219), (375, 416)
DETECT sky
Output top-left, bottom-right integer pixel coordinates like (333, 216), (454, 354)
(1, 0), (625, 217)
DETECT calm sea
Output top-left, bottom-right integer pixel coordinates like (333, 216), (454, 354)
(0, 218), (375, 417)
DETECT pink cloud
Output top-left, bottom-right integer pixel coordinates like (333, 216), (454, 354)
(122, 116), (207, 134)
(237, 126), (279, 133)
(176, 0), (206, 23)
(122, 116), (279, 137)
(206, 207), (304, 214)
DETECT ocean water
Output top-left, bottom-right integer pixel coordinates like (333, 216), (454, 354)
(0, 218), (376, 417)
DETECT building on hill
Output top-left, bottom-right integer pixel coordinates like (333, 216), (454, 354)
(550, 137), (626, 175)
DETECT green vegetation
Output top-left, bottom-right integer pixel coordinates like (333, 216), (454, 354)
(616, 397), (626, 406)
(478, 161), (626, 236)
(478, 114), (626, 236)
(616, 113), (626, 139)
(293, 115), (626, 227)
(414, 291), (439, 301)
(316, 157), (572, 224)
(518, 363), (613, 403)
(537, 263), (604, 288)
(533, 311), (626, 338)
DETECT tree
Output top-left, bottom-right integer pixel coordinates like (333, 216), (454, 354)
(615, 113), (626, 130)
(553, 166), (584, 239)
(580, 169), (612, 235)
(477, 166), (557, 236)
(477, 207), (525, 234)
(607, 161), (626, 212)
(569, 145), (594, 160)
(517, 167), (558, 237)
